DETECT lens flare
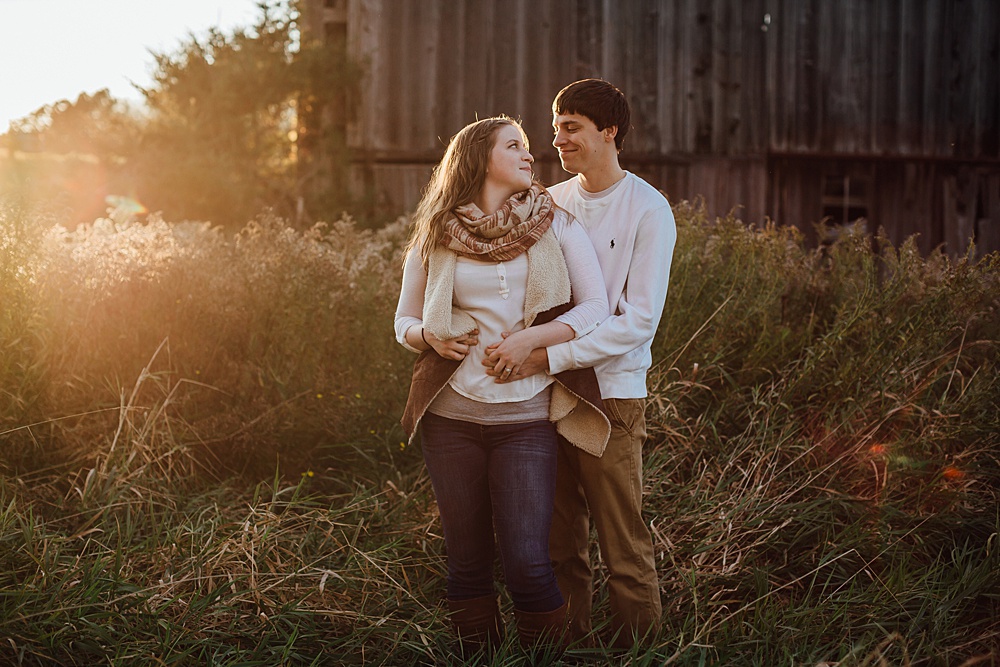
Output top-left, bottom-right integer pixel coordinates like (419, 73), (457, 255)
(105, 195), (148, 220)
(942, 466), (965, 481)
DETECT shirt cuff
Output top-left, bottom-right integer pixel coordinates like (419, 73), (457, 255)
(546, 340), (574, 374)
(553, 316), (600, 341)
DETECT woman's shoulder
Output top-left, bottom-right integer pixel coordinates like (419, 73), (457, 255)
(550, 205), (576, 231)
(538, 183), (579, 238)
(551, 207), (595, 252)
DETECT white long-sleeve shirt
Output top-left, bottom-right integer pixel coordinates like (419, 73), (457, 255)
(395, 209), (608, 408)
(546, 172), (677, 399)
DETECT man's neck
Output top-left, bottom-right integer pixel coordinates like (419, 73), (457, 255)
(577, 162), (627, 194)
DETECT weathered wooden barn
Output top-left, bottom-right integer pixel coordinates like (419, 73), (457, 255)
(301, 0), (1000, 255)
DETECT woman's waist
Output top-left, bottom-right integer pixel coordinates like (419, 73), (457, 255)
(428, 384), (552, 424)
(450, 350), (553, 402)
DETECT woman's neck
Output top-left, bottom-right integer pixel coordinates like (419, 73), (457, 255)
(473, 183), (515, 215)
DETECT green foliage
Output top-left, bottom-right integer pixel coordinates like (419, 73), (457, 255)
(641, 202), (999, 665)
(0, 91), (141, 224)
(0, 1), (362, 230)
(0, 205), (46, 430)
(3, 89), (139, 159)
(14, 212), (408, 478)
(0, 202), (996, 664)
(137, 1), (361, 227)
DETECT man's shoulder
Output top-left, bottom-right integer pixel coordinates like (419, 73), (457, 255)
(617, 175), (675, 240)
(623, 172), (670, 210)
(547, 177), (576, 200)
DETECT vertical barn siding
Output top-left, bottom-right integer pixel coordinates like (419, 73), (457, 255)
(966, 0), (999, 157)
(655, 2), (675, 154)
(849, 1), (875, 153)
(739, 0), (768, 152)
(896, 1), (923, 152)
(346, 0), (780, 157)
(922, 1), (947, 154)
(873, 0), (901, 151)
(710, 0), (732, 153)
(343, 0), (1000, 159)
(322, 0), (997, 253)
(982, 174), (1000, 252)
(764, 0), (999, 157)
(874, 162), (939, 253)
(943, 168), (979, 254)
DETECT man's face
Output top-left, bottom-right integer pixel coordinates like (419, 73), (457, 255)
(552, 112), (615, 175)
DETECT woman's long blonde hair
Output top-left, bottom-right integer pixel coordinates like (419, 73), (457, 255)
(404, 116), (529, 267)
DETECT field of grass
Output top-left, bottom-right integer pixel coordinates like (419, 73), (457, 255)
(0, 201), (997, 665)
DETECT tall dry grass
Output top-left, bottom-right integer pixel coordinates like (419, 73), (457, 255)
(642, 204), (998, 665)
(0, 201), (996, 665)
(2, 209), (411, 479)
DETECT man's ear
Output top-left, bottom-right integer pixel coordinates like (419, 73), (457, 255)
(603, 125), (618, 143)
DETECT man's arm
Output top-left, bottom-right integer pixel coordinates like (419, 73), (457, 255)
(487, 205), (676, 382)
(547, 205), (676, 374)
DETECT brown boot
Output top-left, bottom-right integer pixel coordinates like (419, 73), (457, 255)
(514, 602), (568, 651)
(448, 595), (502, 657)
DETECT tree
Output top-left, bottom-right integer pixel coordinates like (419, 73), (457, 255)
(0, 91), (141, 223)
(135, 0), (360, 227)
(4, 90), (139, 159)
(1, 1), (361, 229)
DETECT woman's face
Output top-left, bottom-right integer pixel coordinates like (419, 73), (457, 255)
(484, 124), (534, 199)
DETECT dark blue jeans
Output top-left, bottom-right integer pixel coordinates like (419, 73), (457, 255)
(420, 412), (564, 613)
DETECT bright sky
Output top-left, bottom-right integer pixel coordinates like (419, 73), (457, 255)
(0, 0), (263, 133)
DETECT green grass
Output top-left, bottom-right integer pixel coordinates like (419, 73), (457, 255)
(0, 201), (996, 665)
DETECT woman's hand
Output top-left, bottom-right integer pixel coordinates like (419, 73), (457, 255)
(425, 328), (479, 361)
(482, 329), (538, 380)
(484, 345), (549, 383)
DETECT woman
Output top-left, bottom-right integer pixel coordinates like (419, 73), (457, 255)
(394, 116), (610, 654)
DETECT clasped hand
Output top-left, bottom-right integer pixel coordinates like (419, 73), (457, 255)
(428, 328), (544, 383)
(481, 329), (548, 383)
(424, 328), (478, 361)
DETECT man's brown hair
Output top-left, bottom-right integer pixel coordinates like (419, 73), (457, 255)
(553, 79), (631, 151)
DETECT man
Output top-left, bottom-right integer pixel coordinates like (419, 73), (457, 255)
(488, 78), (676, 646)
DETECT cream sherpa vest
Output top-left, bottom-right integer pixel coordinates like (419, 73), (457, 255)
(421, 227), (570, 340)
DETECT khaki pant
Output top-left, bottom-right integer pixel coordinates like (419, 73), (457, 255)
(549, 397), (662, 646)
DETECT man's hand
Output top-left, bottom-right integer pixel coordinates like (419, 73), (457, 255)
(483, 343), (549, 383)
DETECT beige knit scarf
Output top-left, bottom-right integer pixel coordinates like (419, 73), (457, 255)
(440, 184), (555, 261)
